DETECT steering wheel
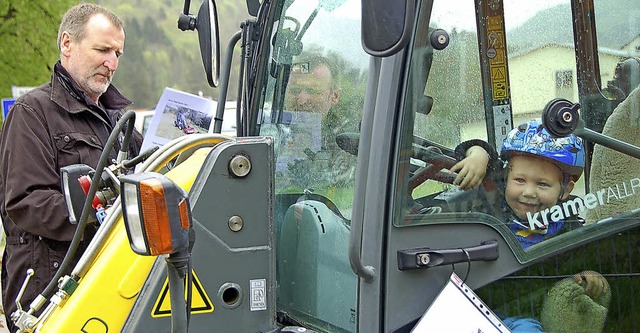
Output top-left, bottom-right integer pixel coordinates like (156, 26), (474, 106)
(336, 132), (457, 192)
(408, 143), (458, 193)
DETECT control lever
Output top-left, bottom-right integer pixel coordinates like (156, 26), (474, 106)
(14, 269), (34, 312)
(397, 240), (499, 270)
(12, 269), (39, 332)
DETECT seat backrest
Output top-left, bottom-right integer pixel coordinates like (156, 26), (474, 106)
(608, 57), (640, 99)
(586, 85), (640, 223)
(277, 200), (357, 332)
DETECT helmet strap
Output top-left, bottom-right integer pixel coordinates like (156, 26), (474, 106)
(559, 174), (576, 200)
(559, 186), (566, 201)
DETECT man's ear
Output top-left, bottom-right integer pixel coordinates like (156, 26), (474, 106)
(60, 31), (73, 57)
(330, 89), (340, 106)
(561, 180), (575, 200)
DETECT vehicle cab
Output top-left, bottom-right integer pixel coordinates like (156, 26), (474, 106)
(249, 0), (640, 331)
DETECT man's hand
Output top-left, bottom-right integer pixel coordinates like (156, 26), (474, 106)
(450, 146), (489, 190)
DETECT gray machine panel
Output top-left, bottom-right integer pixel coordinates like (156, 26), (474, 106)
(123, 137), (277, 332)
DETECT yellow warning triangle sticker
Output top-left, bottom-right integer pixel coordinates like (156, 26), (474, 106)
(151, 269), (214, 318)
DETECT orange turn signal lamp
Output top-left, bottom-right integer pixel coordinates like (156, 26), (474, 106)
(120, 172), (192, 256)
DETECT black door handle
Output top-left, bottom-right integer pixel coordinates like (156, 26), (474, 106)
(397, 240), (499, 270)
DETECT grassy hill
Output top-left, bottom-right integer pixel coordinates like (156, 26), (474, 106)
(508, 0), (640, 52)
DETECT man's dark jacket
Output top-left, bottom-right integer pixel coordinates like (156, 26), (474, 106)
(0, 62), (142, 329)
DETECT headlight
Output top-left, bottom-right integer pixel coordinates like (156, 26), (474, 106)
(120, 172), (192, 256)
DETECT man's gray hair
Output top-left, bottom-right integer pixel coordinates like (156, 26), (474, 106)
(57, 3), (124, 50)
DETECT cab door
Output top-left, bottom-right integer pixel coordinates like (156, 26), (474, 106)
(354, 0), (640, 331)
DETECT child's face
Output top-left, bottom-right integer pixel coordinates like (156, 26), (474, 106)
(505, 155), (570, 220)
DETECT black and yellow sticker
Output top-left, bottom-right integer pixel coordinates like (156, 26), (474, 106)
(151, 270), (214, 318)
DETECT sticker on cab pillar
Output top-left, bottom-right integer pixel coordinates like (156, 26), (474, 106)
(151, 270), (214, 318)
(250, 278), (267, 311)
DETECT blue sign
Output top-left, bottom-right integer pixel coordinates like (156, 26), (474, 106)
(2, 98), (16, 121)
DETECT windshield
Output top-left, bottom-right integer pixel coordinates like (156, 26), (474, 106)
(259, 0), (368, 218)
(258, 0), (368, 331)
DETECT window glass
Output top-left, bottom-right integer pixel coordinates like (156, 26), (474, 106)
(587, 0), (640, 225)
(399, 0), (496, 237)
(407, 0), (486, 207)
(260, 0), (368, 219)
(258, 0), (368, 331)
(476, 228), (640, 332)
(399, 0), (640, 252)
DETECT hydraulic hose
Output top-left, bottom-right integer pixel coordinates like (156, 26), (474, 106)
(71, 134), (228, 281)
(33, 111), (136, 311)
(116, 112), (136, 165)
(138, 133), (229, 173)
(213, 30), (242, 134)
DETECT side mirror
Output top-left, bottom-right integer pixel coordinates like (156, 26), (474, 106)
(197, 0), (221, 87)
(178, 0), (221, 88)
(120, 172), (192, 256)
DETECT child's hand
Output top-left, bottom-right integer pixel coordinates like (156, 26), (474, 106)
(574, 271), (609, 300)
(450, 146), (489, 190)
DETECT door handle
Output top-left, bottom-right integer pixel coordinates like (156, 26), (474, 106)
(397, 240), (498, 270)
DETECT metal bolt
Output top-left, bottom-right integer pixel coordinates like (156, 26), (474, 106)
(417, 253), (430, 266)
(229, 155), (251, 177)
(437, 34), (447, 45)
(228, 215), (244, 232)
(562, 111), (573, 123)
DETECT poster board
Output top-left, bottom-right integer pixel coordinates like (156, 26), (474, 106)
(140, 87), (216, 153)
(411, 272), (511, 333)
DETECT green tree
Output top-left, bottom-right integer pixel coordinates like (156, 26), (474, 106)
(0, 0), (79, 124)
(1, 0), (262, 114)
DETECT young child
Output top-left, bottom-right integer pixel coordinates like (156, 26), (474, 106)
(450, 119), (585, 248)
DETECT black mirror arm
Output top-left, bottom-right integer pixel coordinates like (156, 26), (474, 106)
(182, 0), (191, 15)
(178, 0), (196, 31)
(574, 120), (640, 160)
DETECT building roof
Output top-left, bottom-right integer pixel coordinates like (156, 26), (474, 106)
(509, 42), (638, 59)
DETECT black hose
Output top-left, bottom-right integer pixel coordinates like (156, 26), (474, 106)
(120, 112), (135, 156)
(237, 23), (247, 137)
(122, 146), (159, 169)
(213, 30), (242, 134)
(36, 110), (137, 308)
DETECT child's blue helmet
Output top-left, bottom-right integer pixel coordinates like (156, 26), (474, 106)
(501, 119), (584, 180)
